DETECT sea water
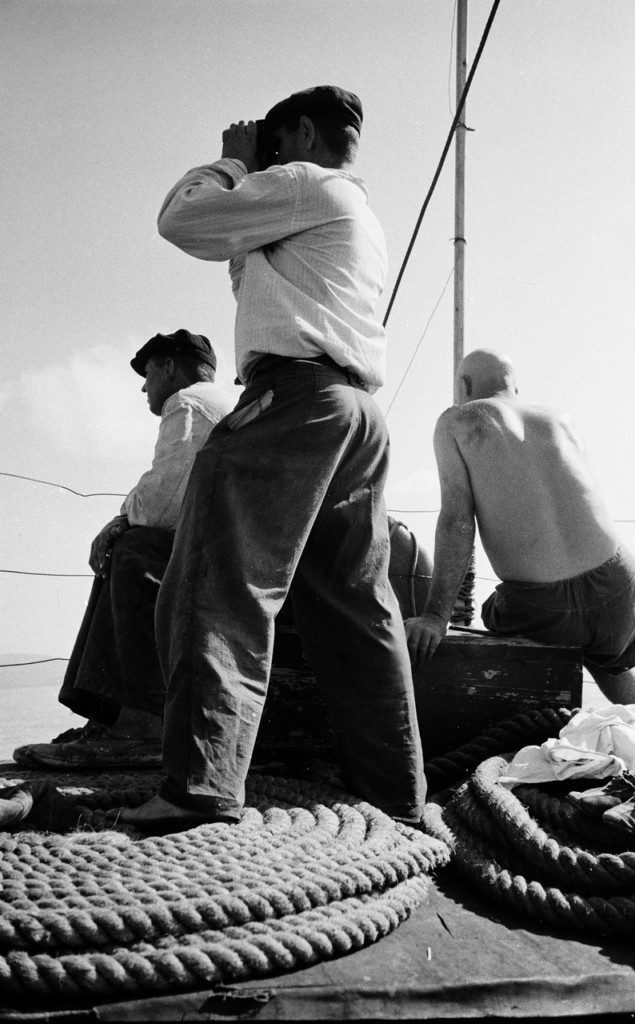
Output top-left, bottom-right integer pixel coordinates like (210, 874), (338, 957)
(0, 679), (83, 761)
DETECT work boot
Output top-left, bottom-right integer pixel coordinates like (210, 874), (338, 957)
(567, 773), (635, 816)
(50, 724), (92, 744)
(13, 725), (162, 771)
(13, 720), (98, 766)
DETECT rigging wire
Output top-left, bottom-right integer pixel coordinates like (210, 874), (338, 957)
(0, 471), (126, 498)
(0, 569), (92, 578)
(382, 0), (502, 328)
(385, 267), (454, 418)
(0, 657), (69, 668)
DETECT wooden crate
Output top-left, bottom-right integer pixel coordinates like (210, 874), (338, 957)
(253, 625), (583, 764)
(414, 629), (583, 756)
(253, 625), (334, 764)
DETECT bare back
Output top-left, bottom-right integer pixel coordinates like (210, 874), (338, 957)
(444, 397), (618, 582)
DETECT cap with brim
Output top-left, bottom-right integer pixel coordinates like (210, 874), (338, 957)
(131, 329), (217, 376)
(264, 85), (363, 136)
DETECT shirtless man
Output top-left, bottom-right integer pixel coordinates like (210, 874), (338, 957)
(405, 348), (635, 704)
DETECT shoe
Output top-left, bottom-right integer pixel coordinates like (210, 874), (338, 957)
(567, 774), (635, 816)
(13, 721), (98, 767)
(51, 725), (91, 745)
(13, 725), (162, 771)
(602, 795), (635, 834)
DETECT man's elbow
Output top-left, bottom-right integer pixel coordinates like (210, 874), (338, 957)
(157, 211), (192, 248)
(157, 211), (171, 240)
(157, 214), (227, 262)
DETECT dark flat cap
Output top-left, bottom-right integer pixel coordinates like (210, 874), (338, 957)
(131, 329), (217, 376)
(264, 85), (363, 135)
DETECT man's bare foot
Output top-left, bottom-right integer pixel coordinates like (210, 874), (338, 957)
(115, 794), (237, 835)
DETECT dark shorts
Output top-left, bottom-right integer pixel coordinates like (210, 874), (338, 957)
(481, 546), (635, 675)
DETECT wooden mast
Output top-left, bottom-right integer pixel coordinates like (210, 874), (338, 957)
(453, 0), (476, 626)
(453, 0), (468, 380)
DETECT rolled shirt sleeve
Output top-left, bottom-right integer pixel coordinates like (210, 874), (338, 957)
(157, 159), (298, 261)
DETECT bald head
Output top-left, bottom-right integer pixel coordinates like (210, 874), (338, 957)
(455, 348), (518, 405)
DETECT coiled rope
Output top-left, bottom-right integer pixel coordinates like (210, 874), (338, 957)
(0, 768), (449, 1007)
(424, 705), (575, 793)
(3, 699), (633, 1007)
(422, 753), (635, 936)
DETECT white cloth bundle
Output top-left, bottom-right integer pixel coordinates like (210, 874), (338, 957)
(499, 705), (635, 789)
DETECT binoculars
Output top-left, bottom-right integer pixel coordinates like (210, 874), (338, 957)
(255, 120), (278, 170)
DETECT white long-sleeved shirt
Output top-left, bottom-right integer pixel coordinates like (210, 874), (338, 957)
(157, 158), (388, 389)
(121, 381), (235, 530)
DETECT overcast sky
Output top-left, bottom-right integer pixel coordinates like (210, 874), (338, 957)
(2, 0), (635, 662)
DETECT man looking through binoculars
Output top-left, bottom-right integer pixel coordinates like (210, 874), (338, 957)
(121, 85), (426, 835)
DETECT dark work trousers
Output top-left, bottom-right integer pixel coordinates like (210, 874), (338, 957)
(156, 358), (426, 822)
(59, 527), (174, 723)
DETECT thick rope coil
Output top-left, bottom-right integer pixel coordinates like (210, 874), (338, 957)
(0, 878), (431, 1001)
(420, 749), (635, 936)
(0, 772), (449, 1008)
(424, 707), (575, 793)
(438, 802), (635, 935)
(447, 782), (549, 880)
(447, 788), (630, 896)
(464, 758), (635, 894)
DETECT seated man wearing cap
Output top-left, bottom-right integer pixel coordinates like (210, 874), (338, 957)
(120, 85), (426, 834)
(14, 329), (236, 770)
